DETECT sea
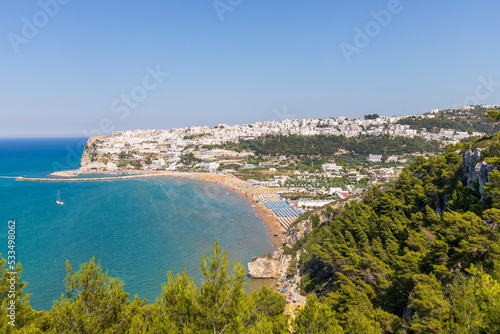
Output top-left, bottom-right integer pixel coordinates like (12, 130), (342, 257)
(0, 138), (275, 311)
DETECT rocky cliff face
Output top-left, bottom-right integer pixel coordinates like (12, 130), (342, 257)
(248, 251), (292, 279)
(285, 219), (313, 248)
(462, 149), (495, 196)
(80, 135), (108, 169)
(286, 197), (361, 248)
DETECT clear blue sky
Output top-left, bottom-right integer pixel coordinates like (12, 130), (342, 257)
(1, 0), (499, 137)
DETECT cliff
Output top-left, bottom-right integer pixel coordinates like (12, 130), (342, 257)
(462, 148), (495, 197)
(286, 219), (313, 248)
(248, 251), (292, 279)
(80, 135), (109, 169)
(286, 195), (362, 248)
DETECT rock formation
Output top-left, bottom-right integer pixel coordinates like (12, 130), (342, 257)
(80, 135), (109, 169)
(286, 219), (313, 248)
(462, 149), (495, 196)
(285, 196), (360, 248)
(248, 251), (292, 279)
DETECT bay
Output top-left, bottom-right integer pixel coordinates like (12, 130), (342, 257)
(0, 138), (274, 310)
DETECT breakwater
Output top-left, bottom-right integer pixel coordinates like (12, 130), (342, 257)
(15, 174), (152, 182)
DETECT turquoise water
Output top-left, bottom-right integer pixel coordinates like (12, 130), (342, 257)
(0, 138), (274, 310)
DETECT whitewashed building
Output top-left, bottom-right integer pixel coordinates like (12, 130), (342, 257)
(322, 163), (343, 172)
(201, 162), (220, 170)
(367, 154), (383, 162)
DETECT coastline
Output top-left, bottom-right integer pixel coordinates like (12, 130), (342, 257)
(22, 169), (287, 250)
(187, 174), (286, 250)
(157, 172), (288, 250)
(23, 168), (303, 312)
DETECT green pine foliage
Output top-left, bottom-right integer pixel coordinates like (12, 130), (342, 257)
(397, 106), (495, 134)
(293, 295), (343, 334)
(221, 134), (441, 157)
(51, 257), (136, 333)
(292, 133), (500, 332)
(0, 259), (37, 333)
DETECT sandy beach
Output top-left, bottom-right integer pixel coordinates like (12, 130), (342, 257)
(29, 169), (288, 249)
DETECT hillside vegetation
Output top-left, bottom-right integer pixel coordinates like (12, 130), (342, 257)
(397, 106), (494, 135)
(292, 132), (500, 332)
(222, 135), (441, 157)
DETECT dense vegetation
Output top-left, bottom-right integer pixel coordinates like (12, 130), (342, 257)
(397, 106), (494, 134)
(224, 135), (441, 157)
(293, 133), (500, 332)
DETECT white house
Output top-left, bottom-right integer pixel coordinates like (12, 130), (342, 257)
(201, 162), (220, 170)
(367, 154), (383, 162)
(152, 158), (165, 166)
(386, 156), (398, 163)
(297, 200), (334, 207)
(322, 163), (343, 172)
(328, 187), (343, 195)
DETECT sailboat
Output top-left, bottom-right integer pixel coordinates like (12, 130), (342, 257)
(56, 190), (64, 205)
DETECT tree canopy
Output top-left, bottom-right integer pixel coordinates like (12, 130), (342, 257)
(292, 133), (500, 332)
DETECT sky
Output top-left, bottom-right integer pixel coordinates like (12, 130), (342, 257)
(1, 0), (499, 138)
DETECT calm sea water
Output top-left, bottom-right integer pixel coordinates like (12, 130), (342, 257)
(0, 138), (274, 310)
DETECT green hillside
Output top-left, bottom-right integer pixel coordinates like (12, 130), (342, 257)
(292, 133), (500, 332)
(222, 134), (442, 157)
(397, 106), (495, 135)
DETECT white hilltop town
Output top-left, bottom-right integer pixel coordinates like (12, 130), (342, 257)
(80, 105), (497, 174)
(57, 104), (498, 212)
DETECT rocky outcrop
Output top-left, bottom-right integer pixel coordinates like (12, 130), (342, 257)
(462, 149), (495, 196)
(286, 206), (334, 248)
(285, 196), (360, 248)
(286, 219), (313, 248)
(248, 251), (292, 279)
(80, 135), (109, 169)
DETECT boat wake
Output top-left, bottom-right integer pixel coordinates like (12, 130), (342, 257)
(0, 176), (18, 179)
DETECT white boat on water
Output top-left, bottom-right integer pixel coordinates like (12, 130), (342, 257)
(56, 190), (64, 205)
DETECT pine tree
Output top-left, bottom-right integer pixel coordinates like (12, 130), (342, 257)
(195, 240), (249, 334)
(51, 257), (131, 334)
(0, 258), (35, 333)
(159, 269), (198, 332)
(407, 274), (450, 333)
(293, 295), (343, 334)
(249, 286), (289, 334)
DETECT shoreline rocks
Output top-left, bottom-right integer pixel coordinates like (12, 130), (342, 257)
(248, 251), (291, 279)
